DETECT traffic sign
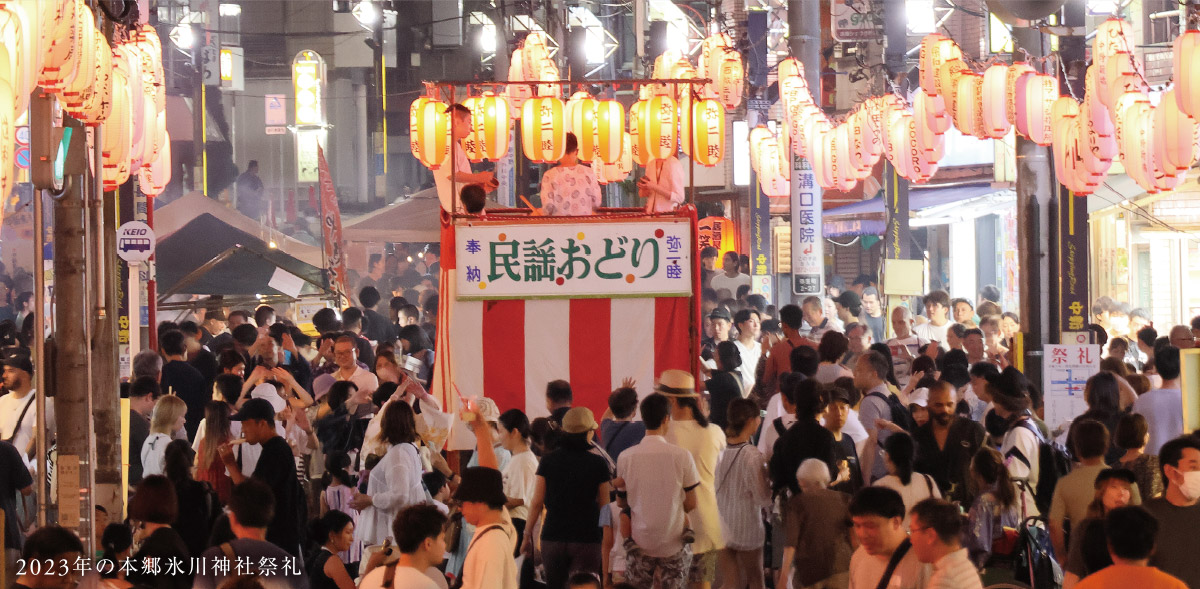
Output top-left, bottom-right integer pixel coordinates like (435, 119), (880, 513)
(15, 126), (29, 146)
(116, 221), (156, 263)
(15, 146), (29, 169)
(266, 126), (287, 135)
(265, 94), (286, 126)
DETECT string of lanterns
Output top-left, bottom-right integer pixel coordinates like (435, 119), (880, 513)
(410, 32), (744, 187)
(0, 0), (171, 201)
(755, 18), (1194, 197)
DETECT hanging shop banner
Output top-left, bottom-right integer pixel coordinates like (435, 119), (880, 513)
(748, 100), (772, 295)
(456, 219), (693, 300)
(832, 0), (884, 42)
(1058, 185), (1089, 337)
(884, 161), (911, 260)
(791, 156), (823, 296)
(317, 145), (349, 298)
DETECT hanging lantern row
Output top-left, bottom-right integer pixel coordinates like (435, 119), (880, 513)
(0, 1), (171, 202)
(753, 18), (1189, 197)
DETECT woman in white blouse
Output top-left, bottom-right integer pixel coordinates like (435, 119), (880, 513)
(351, 400), (428, 547)
(140, 395), (187, 477)
(872, 431), (940, 529)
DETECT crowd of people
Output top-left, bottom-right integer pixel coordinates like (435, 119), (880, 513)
(3, 250), (1200, 589)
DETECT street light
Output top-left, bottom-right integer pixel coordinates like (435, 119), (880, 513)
(170, 23), (196, 49)
(906, 0), (937, 34)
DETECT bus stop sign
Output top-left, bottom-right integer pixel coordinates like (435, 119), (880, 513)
(117, 221), (156, 263)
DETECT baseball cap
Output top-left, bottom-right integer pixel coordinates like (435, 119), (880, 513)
(1094, 468), (1137, 488)
(562, 407), (599, 434)
(230, 398), (277, 422)
(3, 354), (33, 375)
(827, 386), (853, 405)
(709, 307), (732, 322)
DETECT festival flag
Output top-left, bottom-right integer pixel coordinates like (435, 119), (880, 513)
(317, 145), (349, 299)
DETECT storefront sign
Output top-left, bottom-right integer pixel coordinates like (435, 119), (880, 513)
(1058, 186), (1089, 337)
(832, 0), (884, 42)
(791, 156), (822, 295)
(884, 162), (910, 260)
(1043, 344), (1101, 428)
(456, 220), (693, 299)
(748, 99), (772, 290)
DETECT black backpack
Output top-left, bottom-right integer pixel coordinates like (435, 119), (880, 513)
(1005, 418), (1072, 515)
(865, 391), (917, 432)
(1013, 516), (1063, 589)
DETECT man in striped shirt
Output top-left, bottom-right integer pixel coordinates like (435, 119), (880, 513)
(908, 498), (982, 589)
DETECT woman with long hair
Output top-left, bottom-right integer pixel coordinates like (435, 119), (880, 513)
(396, 324), (434, 386)
(195, 401), (234, 504)
(163, 439), (218, 558)
(1068, 371), (1124, 462)
(141, 395), (187, 477)
(1113, 412), (1162, 499)
(98, 523), (134, 589)
(705, 340), (744, 430)
(307, 510), (357, 589)
(1062, 469), (1136, 588)
(965, 447), (1023, 582)
(350, 400), (426, 548)
(872, 432), (940, 528)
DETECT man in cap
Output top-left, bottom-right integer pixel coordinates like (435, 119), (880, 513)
(615, 392), (700, 589)
(702, 307), (733, 364)
(0, 354), (52, 471)
(455, 466), (518, 589)
(217, 397), (305, 556)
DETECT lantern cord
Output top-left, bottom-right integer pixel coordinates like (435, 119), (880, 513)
(1056, 53), (1081, 102)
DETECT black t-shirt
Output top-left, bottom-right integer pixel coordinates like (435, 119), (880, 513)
(535, 445), (611, 543)
(769, 419), (838, 495)
(162, 360), (208, 440)
(1145, 497), (1200, 587)
(189, 348), (220, 390)
(1, 440), (32, 549)
(913, 418), (986, 505)
(128, 526), (193, 589)
(252, 435), (306, 555)
(830, 433), (863, 496)
(128, 409), (151, 485)
(705, 370), (743, 431)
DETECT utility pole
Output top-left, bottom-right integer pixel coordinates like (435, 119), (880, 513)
(1014, 25), (1053, 386)
(788, 0), (824, 300)
(92, 15), (123, 521)
(882, 0), (911, 263)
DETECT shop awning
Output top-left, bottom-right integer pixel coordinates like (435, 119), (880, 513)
(823, 183), (1001, 218)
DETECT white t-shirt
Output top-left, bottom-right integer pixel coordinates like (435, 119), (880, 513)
(710, 272), (751, 298)
(1000, 421), (1041, 517)
(913, 321), (951, 350)
(617, 435), (701, 558)
(0, 390), (53, 466)
(358, 564), (446, 589)
(434, 142), (473, 212)
(733, 339), (762, 395)
(540, 164), (602, 215)
(848, 545), (930, 589)
(873, 473), (942, 529)
(502, 450), (538, 521)
(141, 432), (171, 477)
(886, 336), (928, 387)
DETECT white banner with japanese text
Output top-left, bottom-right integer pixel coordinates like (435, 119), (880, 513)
(455, 219), (693, 300)
(1043, 344), (1101, 430)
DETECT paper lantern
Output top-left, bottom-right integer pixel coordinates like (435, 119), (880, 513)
(700, 34), (738, 98)
(1115, 94), (1151, 188)
(1081, 66), (1118, 171)
(1174, 30), (1200, 118)
(749, 127), (788, 197)
(102, 66), (132, 191)
(115, 45), (145, 162)
(714, 52), (744, 109)
(138, 130), (172, 197)
(410, 96), (450, 169)
(1093, 18), (1134, 62)
(596, 132), (633, 185)
(521, 96), (566, 163)
(1016, 74), (1058, 145)
(38, 0), (79, 91)
(506, 48), (532, 118)
(565, 92), (598, 161)
(691, 99), (724, 167)
(594, 100), (624, 164)
(935, 59), (967, 111)
(470, 93), (511, 162)
(882, 107), (907, 167)
(628, 99), (650, 167)
(1104, 53), (1146, 109)
(813, 131), (835, 189)
(887, 114), (911, 180)
(537, 58), (561, 98)
(981, 65), (1010, 138)
(920, 35), (961, 96)
(636, 94), (677, 161)
(1006, 63), (1036, 126)
(1156, 90), (1198, 174)
(521, 33), (549, 82)
(953, 73), (981, 137)
(796, 110), (828, 160)
(0, 5), (32, 119)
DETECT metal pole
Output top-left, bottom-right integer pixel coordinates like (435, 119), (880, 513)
(1014, 25), (1053, 389)
(33, 184), (47, 527)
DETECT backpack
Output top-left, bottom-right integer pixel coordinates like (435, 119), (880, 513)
(865, 391), (917, 433)
(1013, 516), (1063, 589)
(1005, 418), (1072, 515)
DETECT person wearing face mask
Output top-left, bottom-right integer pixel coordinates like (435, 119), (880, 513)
(1142, 436), (1200, 588)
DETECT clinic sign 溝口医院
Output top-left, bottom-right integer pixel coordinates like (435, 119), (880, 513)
(456, 219), (693, 300)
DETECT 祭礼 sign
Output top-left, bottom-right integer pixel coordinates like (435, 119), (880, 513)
(456, 219), (693, 300)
